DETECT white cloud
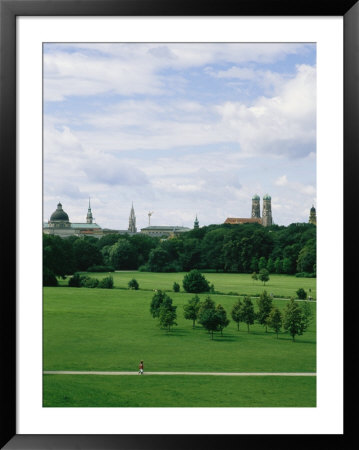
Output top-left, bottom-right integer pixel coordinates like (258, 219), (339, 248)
(275, 175), (288, 186)
(44, 43), (312, 101)
(43, 44), (316, 227)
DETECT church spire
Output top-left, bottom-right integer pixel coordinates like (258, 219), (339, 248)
(86, 197), (93, 224)
(128, 202), (137, 233)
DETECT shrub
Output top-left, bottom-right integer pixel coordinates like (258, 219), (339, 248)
(138, 264), (150, 272)
(128, 278), (139, 290)
(173, 282), (180, 292)
(162, 262), (182, 273)
(68, 272), (84, 287)
(295, 272), (316, 278)
(43, 267), (58, 286)
(296, 288), (307, 299)
(182, 270), (210, 293)
(87, 265), (115, 272)
(82, 277), (99, 288)
(98, 275), (114, 289)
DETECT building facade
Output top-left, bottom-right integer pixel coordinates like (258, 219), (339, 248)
(43, 202), (103, 238)
(140, 225), (191, 238)
(225, 194), (273, 227)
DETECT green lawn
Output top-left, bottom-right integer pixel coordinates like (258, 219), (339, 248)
(43, 374), (316, 407)
(44, 272), (316, 407)
(43, 288), (316, 373)
(58, 271), (317, 299)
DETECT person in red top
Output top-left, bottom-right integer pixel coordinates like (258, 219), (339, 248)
(138, 360), (144, 375)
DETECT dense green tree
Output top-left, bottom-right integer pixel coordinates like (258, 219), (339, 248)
(296, 239), (316, 274)
(231, 298), (243, 331)
(73, 238), (103, 271)
(274, 257), (283, 274)
(128, 278), (139, 290)
(43, 267), (58, 286)
(43, 234), (75, 278)
(109, 239), (137, 270)
(198, 295), (215, 315)
(147, 247), (172, 272)
(216, 304), (230, 336)
(96, 233), (120, 250)
(158, 296), (177, 331)
(250, 256), (259, 273)
(183, 295), (201, 328)
(200, 228), (228, 270)
(198, 308), (222, 339)
(222, 239), (241, 272)
(256, 290), (273, 332)
(150, 290), (169, 318)
(283, 298), (307, 341)
(258, 268), (270, 285)
(179, 238), (201, 271)
(241, 296), (256, 332)
(182, 270), (210, 293)
(267, 306), (282, 338)
(173, 282), (180, 292)
(129, 233), (159, 267)
(296, 288), (307, 300)
(266, 258), (275, 273)
(258, 256), (267, 271)
(301, 301), (313, 330)
(251, 272), (258, 283)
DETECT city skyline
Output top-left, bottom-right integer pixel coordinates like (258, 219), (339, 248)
(43, 43), (316, 229)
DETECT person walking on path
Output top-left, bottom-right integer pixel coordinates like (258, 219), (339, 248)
(138, 360), (144, 375)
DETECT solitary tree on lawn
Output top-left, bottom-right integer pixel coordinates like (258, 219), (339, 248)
(258, 268), (270, 285)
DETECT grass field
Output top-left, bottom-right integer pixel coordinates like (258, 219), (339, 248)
(57, 271), (317, 299)
(43, 374), (316, 407)
(44, 272), (316, 407)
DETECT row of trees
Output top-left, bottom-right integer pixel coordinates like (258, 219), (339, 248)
(140, 223), (316, 275)
(43, 222), (316, 285)
(150, 289), (312, 341)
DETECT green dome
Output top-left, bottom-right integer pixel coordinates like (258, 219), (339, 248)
(310, 205), (316, 212)
(263, 194), (271, 200)
(50, 202), (69, 221)
(252, 194), (260, 200)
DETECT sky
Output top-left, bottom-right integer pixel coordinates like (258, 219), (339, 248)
(43, 43), (316, 230)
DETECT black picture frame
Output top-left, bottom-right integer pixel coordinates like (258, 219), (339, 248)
(1, 0), (356, 448)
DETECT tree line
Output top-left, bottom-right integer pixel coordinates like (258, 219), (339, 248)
(43, 222), (316, 285)
(150, 288), (312, 342)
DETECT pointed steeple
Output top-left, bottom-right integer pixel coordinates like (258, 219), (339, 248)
(86, 197), (93, 224)
(128, 202), (137, 233)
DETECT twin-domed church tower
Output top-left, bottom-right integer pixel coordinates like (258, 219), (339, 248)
(251, 194), (273, 227)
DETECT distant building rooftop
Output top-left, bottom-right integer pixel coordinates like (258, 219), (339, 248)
(224, 218), (262, 225)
